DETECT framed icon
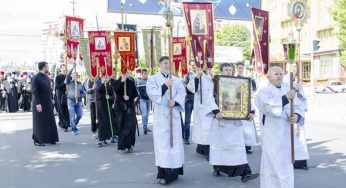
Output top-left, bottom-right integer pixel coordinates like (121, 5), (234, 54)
(118, 37), (130, 52)
(214, 75), (251, 120)
(190, 9), (207, 35)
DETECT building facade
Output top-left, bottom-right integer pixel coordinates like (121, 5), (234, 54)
(262, 0), (345, 83)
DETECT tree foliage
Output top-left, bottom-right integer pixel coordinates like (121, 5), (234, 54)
(215, 24), (251, 60)
(332, 0), (346, 67)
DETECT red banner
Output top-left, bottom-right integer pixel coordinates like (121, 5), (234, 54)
(65, 16), (84, 61)
(251, 8), (269, 74)
(114, 31), (136, 74)
(88, 31), (113, 78)
(173, 37), (188, 77)
(183, 2), (214, 69)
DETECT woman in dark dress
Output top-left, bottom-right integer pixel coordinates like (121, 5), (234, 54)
(115, 73), (138, 153)
(32, 62), (59, 146)
(96, 78), (116, 147)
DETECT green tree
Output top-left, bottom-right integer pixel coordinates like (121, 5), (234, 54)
(332, 0), (346, 67)
(216, 24), (251, 60)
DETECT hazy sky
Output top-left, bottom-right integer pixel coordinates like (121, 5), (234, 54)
(0, 0), (250, 67)
(0, 0), (164, 66)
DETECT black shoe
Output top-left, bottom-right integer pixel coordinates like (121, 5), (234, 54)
(241, 173), (259, 182)
(111, 138), (116, 143)
(213, 170), (221, 177)
(144, 130), (148, 135)
(34, 141), (45, 146)
(184, 140), (190, 145)
(103, 141), (109, 145)
(64, 128), (68, 132)
(246, 150), (253, 154)
(50, 142), (56, 145)
(97, 143), (103, 147)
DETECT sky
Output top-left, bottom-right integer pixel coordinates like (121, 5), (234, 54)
(0, 0), (251, 68)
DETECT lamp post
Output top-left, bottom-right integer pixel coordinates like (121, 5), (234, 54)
(120, 0), (126, 31)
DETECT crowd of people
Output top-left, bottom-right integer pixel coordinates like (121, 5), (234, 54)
(4, 56), (309, 187)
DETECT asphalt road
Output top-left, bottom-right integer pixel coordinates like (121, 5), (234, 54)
(0, 93), (345, 188)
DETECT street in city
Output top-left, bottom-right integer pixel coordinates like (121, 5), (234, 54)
(1, 92), (345, 188)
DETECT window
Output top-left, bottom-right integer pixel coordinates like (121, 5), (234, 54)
(319, 56), (333, 78)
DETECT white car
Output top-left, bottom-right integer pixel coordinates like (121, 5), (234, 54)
(314, 81), (346, 93)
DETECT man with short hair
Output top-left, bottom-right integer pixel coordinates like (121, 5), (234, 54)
(65, 64), (85, 135)
(207, 63), (258, 182)
(32, 62), (59, 146)
(255, 66), (305, 188)
(183, 61), (196, 144)
(146, 56), (186, 185)
(55, 64), (70, 131)
(137, 69), (151, 135)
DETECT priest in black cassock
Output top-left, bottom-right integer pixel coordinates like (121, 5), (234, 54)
(115, 72), (138, 153)
(55, 65), (70, 131)
(32, 62), (59, 146)
(3, 75), (19, 113)
(96, 77), (116, 147)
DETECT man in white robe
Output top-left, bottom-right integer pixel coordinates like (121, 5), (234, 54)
(255, 66), (305, 188)
(146, 56), (186, 185)
(283, 63), (309, 170)
(235, 62), (259, 154)
(187, 68), (215, 160)
(207, 63), (259, 182)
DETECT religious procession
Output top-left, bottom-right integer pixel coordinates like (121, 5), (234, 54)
(1, 0), (346, 188)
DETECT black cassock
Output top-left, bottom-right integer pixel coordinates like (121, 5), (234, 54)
(115, 77), (138, 150)
(21, 80), (32, 112)
(32, 72), (59, 144)
(109, 78), (119, 136)
(3, 80), (19, 113)
(0, 79), (6, 111)
(97, 82), (116, 141)
(55, 74), (70, 129)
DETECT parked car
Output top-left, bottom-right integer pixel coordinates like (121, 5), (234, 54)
(314, 81), (346, 93)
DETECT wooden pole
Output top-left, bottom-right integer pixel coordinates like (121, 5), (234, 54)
(289, 71), (295, 164)
(165, 0), (174, 148)
(150, 27), (154, 75)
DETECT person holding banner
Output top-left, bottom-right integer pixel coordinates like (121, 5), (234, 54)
(55, 65), (70, 132)
(187, 67), (214, 160)
(206, 63), (259, 182)
(146, 56), (186, 185)
(65, 64), (86, 136)
(114, 72), (138, 153)
(255, 66), (305, 188)
(283, 63), (309, 170)
(96, 77), (115, 147)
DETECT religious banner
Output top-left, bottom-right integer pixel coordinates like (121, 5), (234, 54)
(251, 8), (269, 74)
(173, 37), (188, 77)
(114, 31), (136, 74)
(79, 38), (92, 78)
(288, 0), (309, 27)
(65, 16), (84, 62)
(117, 24), (139, 67)
(88, 31), (113, 78)
(142, 28), (162, 69)
(183, 2), (215, 69)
